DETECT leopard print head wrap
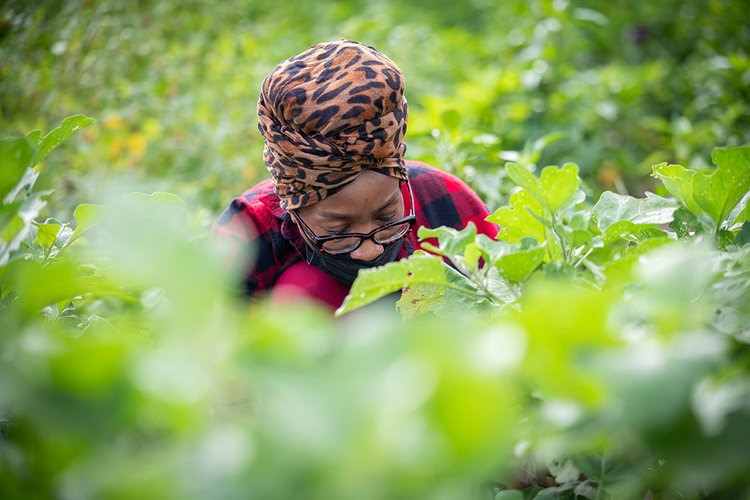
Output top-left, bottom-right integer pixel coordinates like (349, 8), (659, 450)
(257, 39), (408, 210)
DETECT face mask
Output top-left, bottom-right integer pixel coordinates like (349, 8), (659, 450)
(305, 239), (404, 287)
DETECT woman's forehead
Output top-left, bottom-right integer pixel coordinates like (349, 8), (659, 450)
(302, 171), (401, 219)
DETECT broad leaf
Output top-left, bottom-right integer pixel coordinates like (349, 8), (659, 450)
(505, 162), (581, 214)
(736, 221), (750, 247)
(670, 206), (698, 239)
(69, 203), (103, 245)
(0, 133), (37, 201)
(397, 285), (446, 319)
(495, 245), (545, 283)
(0, 191), (49, 266)
(505, 162), (546, 208)
(418, 222), (477, 257)
(336, 253), (452, 316)
(4, 166), (41, 205)
(34, 222), (61, 254)
(592, 191), (678, 230)
(37, 115), (95, 164)
(693, 146), (750, 226)
(487, 189), (546, 244)
(539, 163), (581, 212)
(602, 220), (667, 244)
(652, 163), (703, 216)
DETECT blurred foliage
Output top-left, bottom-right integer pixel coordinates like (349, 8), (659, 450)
(2, 0), (750, 497)
(1, 118), (749, 498)
(1, 0), (749, 215)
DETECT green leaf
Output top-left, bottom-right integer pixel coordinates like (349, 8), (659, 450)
(336, 253), (451, 316)
(505, 163), (581, 215)
(418, 222), (477, 257)
(123, 191), (186, 207)
(602, 220), (666, 244)
(736, 221), (750, 247)
(397, 285), (446, 319)
(36, 115), (95, 164)
(670, 206), (697, 239)
(548, 457), (581, 484)
(652, 162), (703, 216)
(34, 222), (61, 254)
(495, 490), (524, 500)
(529, 131), (565, 162)
(693, 146), (750, 226)
(0, 133), (37, 201)
(592, 191), (679, 230)
(69, 203), (103, 246)
(734, 198), (749, 225)
(539, 163), (581, 212)
(5, 257), (119, 317)
(0, 191), (49, 266)
(474, 234), (513, 262)
(505, 163), (546, 207)
(462, 241), (482, 272)
(488, 189), (546, 244)
(4, 166), (41, 204)
(495, 245), (545, 283)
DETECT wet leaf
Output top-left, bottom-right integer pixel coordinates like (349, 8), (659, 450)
(592, 191), (678, 230)
(693, 146), (750, 226)
(652, 162), (702, 216)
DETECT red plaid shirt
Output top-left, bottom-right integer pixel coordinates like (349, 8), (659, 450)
(212, 161), (498, 305)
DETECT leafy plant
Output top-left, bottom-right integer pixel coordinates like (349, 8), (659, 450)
(337, 145), (750, 498)
(1, 117), (749, 499)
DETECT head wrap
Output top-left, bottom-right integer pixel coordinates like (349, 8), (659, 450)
(257, 39), (408, 210)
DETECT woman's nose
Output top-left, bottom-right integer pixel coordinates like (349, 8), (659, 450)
(349, 237), (384, 262)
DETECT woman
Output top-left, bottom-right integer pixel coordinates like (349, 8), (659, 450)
(213, 39), (497, 310)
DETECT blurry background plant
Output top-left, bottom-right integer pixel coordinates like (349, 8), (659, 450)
(1, 116), (748, 499)
(2, 0), (749, 214)
(2, 1), (750, 498)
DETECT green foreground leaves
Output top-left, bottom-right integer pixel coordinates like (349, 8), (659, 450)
(1, 119), (749, 499)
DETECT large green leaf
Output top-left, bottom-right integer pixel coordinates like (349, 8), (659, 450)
(418, 222), (477, 257)
(505, 162), (545, 205)
(5, 257), (121, 317)
(69, 203), (104, 246)
(602, 220), (668, 245)
(0, 133), (37, 201)
(0, 191), (49, 266)
(539, 163), (581, 212)
(34, 222), (61, 255)
(494, 245), (545, 283)
(592, 191), (679, 230)
(652, 163), (703, 216)
(504, 162), (581, 214)
(693, 146), (750, 226)
(336, 253), (460, 316)
(397, 285), (446, 319)
(487, 189), (546, 244)
(36, 115), (95, 164)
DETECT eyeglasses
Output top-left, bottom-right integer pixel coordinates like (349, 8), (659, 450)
(291, 180), (416, 255)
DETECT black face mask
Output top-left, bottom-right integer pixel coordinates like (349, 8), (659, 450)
(305, 239), (404, 286)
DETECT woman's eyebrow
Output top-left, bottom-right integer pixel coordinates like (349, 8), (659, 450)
(318, 191), (400, 219)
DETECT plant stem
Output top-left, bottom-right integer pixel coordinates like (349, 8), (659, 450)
(594, 455), (606, 500)
(550, 213), (569, 263)
(573, 247), (594, 269)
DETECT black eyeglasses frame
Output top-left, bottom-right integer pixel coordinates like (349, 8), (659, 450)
(290, 180), (416, 255)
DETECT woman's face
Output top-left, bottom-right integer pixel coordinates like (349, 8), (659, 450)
(295, 170), (405, 262)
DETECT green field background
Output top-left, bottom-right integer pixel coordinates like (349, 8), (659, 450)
(2, 0), (748, 215)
